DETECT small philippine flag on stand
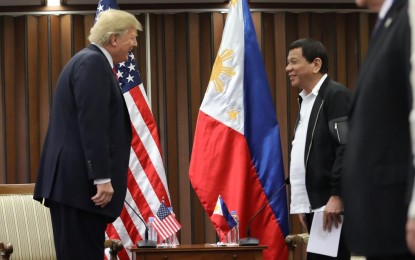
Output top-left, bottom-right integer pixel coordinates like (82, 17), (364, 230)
(211, 195), (237, 235)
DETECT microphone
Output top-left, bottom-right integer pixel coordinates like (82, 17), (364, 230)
(124, 200), (157, 248)
(239, 177), (290, 246)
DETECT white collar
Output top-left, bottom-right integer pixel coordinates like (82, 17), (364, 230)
(299, 74), (328, 98)
(92, 43), (114, 68)
(378, 0), (394, 20)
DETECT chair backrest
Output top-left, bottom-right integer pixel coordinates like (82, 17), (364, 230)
(0, 184), (56, 260)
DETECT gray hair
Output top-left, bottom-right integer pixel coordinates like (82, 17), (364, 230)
(89, 9), (142, 46)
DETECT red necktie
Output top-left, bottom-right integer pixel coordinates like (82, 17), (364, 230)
(112, 67), (118, 79)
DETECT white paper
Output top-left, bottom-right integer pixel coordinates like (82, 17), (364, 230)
(307, 211), (343, 257)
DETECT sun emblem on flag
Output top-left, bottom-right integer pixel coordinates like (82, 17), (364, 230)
(209, 49), (236, 93)
(231, 0), (238, 5)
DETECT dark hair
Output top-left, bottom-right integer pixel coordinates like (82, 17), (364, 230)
(288, 38), (328, 74)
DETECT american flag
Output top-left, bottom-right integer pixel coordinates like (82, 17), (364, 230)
(152, 201), (182, 240)
(94, 1), (173, 259)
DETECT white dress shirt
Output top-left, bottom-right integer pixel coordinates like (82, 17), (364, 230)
(290, 74), (327, 214)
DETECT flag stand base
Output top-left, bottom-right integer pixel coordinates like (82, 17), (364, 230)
(137, 240), (157, 248)
(239, 237), (259, 246)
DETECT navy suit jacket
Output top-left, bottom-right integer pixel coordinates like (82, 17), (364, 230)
(343, 0), (413, 256)
(34, 45), (132, 221)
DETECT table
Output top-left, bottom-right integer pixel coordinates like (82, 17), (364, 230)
(129, 244), (267, 260)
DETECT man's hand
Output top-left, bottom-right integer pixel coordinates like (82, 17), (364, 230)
(91, 182), (114, 208)
(323, 195), (343, 232)
(406, 218), (415, 255)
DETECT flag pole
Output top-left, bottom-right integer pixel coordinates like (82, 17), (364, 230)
(145, 12), (152, 107)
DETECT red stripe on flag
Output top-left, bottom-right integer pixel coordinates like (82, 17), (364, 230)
(129, 120), (171, 207)
(152, 222), (168, 240)
(129, 86), (162, 153)
(106, 224), (131, 260)
(165, 215), (181, 231)
(119, 206), (141, 244)
(126, 169), (153, 218)
(152, 218), (171, 240)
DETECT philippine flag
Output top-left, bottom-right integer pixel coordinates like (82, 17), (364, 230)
(189, 0), (289, 259)
(211, 195), (237, 235)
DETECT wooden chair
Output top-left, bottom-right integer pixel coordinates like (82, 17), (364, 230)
(285, 233), (366, 260)
(286, 233), (309, 260)
(0, 183), (123, 260)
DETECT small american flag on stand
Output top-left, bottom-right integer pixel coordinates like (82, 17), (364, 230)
(152, 201), (182, 240)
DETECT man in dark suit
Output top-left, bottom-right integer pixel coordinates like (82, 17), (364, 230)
(286, 38), (352, 259)
(33, 9), (141, 259)
(407, 1), (415, 255)
(343, 0), (414, 259)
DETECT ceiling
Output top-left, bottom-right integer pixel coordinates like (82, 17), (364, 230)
(0, 0), (356, 6)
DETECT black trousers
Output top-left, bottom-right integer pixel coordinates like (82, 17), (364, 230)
(305, 213), (351, 260)
(49, 201), (109, 260)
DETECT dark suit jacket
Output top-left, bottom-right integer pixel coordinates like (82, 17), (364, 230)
(343, 0), (413, 256)
(293, 77), (352, 210)
(34, 45), (132, 221)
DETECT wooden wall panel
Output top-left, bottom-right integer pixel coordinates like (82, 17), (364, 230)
(27, 16), (40, 183)
(175, 13), (192, 245)
(163, 13), (179, 225)
(38, 16), (50, 153)
(359, 13), (370, 68)
(252, 12), (262, 51)
(149, 14), (160, 124)
(83, 15), (94, 47)
(15, 17), (28, 182)
(212, 12), (224, 60)
(284, 12), (300, 153)
(0, 17), (4, 182)
(336, 14), (347, 86)
(155, 15), (167, 158)
(297, 13), (309, 38)
(263, 13), (276, 104)
(321, 13), (336, 80)
(50, 15), (61, 96)
(274, 13), (289, 178)
(188, 13), (201, 135)
(137, 15), (147, 94)
(3, 17), (16, 183)
(310, 13), (322, 39)
(346, 13), (359, 91)
(60, 15), (72, 66)
(73, 15), (85, 54)
(0, 9), (376, 257)
(187, 13), (207, 246)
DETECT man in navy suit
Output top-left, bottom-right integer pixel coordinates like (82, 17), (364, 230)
(343, 0), (414, 259)
(34, 9), (141, 259)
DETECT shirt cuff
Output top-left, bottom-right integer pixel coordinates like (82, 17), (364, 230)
(94, 178), (111, 185)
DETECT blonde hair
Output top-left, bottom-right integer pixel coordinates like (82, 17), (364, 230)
(89, 9), (142, 46)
